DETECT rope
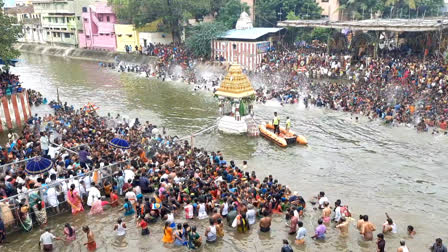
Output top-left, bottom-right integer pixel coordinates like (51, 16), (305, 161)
(178, 119), (219, 140)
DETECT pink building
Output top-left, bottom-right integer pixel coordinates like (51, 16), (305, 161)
(78, 3), (117, 51)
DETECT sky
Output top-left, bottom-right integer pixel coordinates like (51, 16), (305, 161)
(3, 0), (15, 7)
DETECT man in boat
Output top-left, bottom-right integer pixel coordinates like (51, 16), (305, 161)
(285, 117), (291, 132)
(273, 112), (280, 135)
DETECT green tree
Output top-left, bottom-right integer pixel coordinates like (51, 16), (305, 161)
(0, 1), (22, 69)
(185, 22), (227, 58)
(255, 0), (322, 27)
(216, 0), (249, 29)
(109, 0), (212, 42)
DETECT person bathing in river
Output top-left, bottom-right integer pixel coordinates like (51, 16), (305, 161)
(407, 225), (416, 237)
(259, 211), (271, 232)
(382, 213), (398, 234)
(360, 215), (376, 241)
(336, 216), (349, 236)
(322, 202), (332, 224)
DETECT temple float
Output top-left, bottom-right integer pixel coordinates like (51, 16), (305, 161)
(214, 64), (258, 135)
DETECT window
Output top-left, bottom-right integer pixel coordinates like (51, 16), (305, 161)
(98, 16), (103, 22)
(106, 16), (110, 22)
(64, 33), (70, 38)
(84, 18), (88, 22)
(54, 17), (58, 23)
(47, 31), (50, 35)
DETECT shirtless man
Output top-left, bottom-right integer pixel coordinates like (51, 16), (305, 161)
(336, 216), (349, 236)
(83, 226), (96, 251)
(360, 215), (376, 241)
(212, 209), (222, 223)
(259, 212), (271, 232)
(322, 202), (332, 224)
(357, 215), (365, 231)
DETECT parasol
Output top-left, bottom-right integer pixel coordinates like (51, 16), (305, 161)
(109, 138), (130, 149)
(25, 156), (53, 175)
(83, 102), (99, 113)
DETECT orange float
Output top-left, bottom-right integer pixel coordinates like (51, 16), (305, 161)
(259, 123), (308, 147)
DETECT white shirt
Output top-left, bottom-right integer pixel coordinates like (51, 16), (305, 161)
(296, 227), (307, 240)
(247, 209), (256, 225)
(40, 231), (56, 245)
(40, 136), (49, 150)
(46, 187), (59, 207)
(87, 187), (101, 206)
(124, 170), (135, 183)
(125, 191), (137, 203)
(318, 196), (329, 207)
(116, 223), (126, 236)
(334, 206), (342, 222)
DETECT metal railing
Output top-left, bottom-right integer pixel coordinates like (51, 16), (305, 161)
(0, 159), (131, 233)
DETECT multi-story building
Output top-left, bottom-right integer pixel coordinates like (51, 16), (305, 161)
(5, 5), (45, 44)
(78, 3), (117, 50)
(32, 0), (93, 47)
(114, 24), (139, 52)
(315, 0), (340, 21)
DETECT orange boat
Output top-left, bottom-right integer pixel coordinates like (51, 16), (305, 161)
(259, 123), (308, 147)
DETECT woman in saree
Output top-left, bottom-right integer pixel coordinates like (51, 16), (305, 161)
(18, 202), (33, 232)
(67, 184), (84, 215)
(29, 186), (47, 226)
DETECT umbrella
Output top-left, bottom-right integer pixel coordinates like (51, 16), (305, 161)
(109, 138), (130, 149)
(83, 102), (99, 113)
(25, 157), (53, 175)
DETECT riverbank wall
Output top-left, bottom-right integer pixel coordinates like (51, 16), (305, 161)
(16, 43), (158, 65)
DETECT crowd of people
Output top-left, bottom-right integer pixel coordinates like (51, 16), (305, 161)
(0, 72), (24, 97)
(0, 89), (444, 251)
(107, 42), (448, 133)
(252, 47), (448, 133)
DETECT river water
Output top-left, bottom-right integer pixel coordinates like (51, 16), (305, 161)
(3, 53), (448, 251)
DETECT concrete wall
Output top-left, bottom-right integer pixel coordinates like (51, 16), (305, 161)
(17, 43), (158, 65)
(139, 32), (173, 46)
(115, 24), (140, 52)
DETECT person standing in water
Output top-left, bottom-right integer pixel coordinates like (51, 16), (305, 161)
(285, 117), (291, 132)
(83, 226), (96, 251)
(336, 217), (349, 236)
(397, 239), (410, 252)
(360, 215), (376, 241)
(377, 233), (386, 252)
(114, 218), (127, 238)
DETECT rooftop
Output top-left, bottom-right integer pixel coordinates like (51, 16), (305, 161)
(278, 18), (448, 32)
(4, 5), (34, 15)
(215, 64), (255, 99)
(217, 27), (284, 40)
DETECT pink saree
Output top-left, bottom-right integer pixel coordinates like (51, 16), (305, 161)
(67, 189), (84, 215)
